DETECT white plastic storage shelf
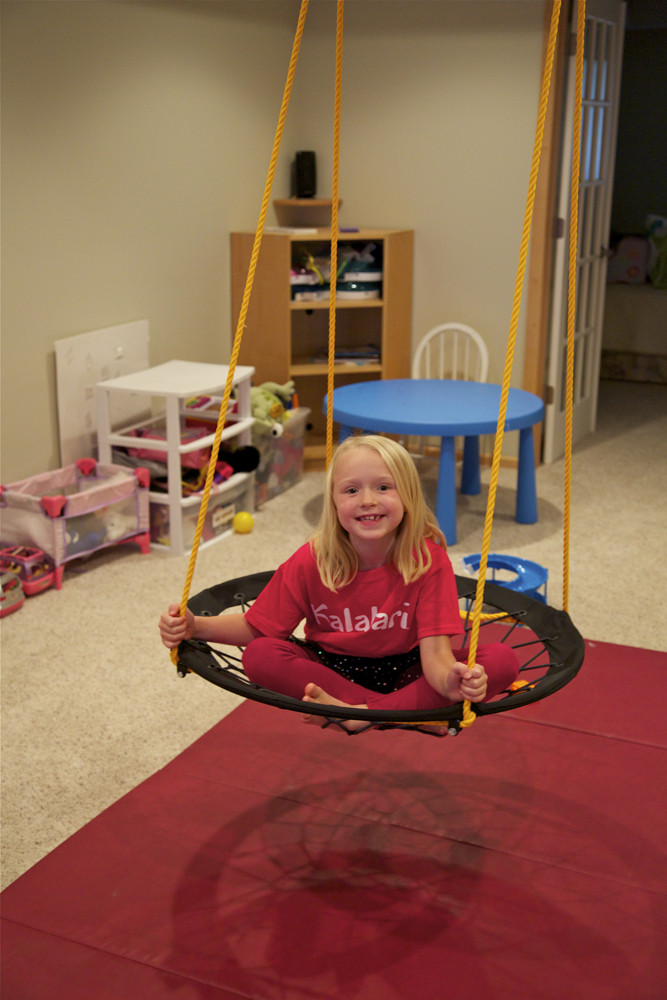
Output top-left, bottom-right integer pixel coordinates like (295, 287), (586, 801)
(95, 360), (255, 555)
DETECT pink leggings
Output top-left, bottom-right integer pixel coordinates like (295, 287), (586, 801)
(242, 637), (520, 711)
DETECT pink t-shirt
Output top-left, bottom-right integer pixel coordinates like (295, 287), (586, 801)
(245, 540), (463, 657)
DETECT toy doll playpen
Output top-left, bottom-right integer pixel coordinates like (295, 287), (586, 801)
(0, 458), (150, 589)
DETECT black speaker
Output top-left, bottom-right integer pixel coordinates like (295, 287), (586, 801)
(294, 151), (316, 198)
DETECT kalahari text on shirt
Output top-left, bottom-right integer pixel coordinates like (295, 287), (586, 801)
(310, 602), (411, 632)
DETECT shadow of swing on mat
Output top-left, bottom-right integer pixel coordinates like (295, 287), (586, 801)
(163, 765), (663, 998)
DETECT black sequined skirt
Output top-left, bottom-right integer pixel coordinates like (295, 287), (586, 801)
(292, 638), (422, 694)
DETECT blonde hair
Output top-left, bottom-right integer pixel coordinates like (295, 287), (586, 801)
(311, 435), (446, 592)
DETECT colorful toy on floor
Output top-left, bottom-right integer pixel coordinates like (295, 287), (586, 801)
(0, 458), (150, 589)
(462, 553), (548, 603)
(0, 570), (25, 617)
(232, 511), (254, 534)
(0, 545), (55, 596)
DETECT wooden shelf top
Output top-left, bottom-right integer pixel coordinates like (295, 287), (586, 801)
(290, 361), (383, 377)
(236, 227), (412, 242)
(291, 297), (383, 311)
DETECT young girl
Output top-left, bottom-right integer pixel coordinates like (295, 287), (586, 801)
(159, 435), (519, 733)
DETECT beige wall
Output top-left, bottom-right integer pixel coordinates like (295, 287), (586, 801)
(1, 0), (545, 482)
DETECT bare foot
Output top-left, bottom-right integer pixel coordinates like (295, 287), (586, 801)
(301, 683), (450, 737)
(301, 682), (369, 732)
(412, 722), (450, 737)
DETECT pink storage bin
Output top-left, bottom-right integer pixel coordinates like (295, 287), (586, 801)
(0, 458), (150, 588)
(126, 427), (211, 470)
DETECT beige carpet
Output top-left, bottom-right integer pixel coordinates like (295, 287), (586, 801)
(2, 380), (666, 890)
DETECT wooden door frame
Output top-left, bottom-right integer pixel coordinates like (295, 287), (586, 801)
(522, 0), (572, 462)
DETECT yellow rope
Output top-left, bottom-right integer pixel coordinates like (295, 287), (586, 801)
(170, 0), (310, 666)
(325, 0), (345, 470)
(563, 0), (586, 613)
(460, 0), (563, 728)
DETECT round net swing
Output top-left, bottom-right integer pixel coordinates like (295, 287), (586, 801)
(170, 0), (586, 736)
(175, 569), (584, 736)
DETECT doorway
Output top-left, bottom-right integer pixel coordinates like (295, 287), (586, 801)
(542, 0), (626, 463)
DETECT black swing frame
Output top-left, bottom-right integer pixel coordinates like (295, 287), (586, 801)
(174, 570), (585, 734)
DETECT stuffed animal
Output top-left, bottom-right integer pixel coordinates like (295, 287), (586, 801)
(102, 508), (139, 542)
(250, 381), (296, 437)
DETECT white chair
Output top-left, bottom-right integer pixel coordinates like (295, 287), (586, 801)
(411, 322), (489, 382)
(409, 323), (489, 493)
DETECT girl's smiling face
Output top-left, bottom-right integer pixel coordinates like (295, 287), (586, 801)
(332, 446), (405, 564)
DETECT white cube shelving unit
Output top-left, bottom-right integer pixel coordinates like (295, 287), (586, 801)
(95, 360), (255, 555)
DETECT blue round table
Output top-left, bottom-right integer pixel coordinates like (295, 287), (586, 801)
(325, 379), (545, 544)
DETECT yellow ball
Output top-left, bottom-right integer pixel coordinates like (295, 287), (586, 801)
(233, 511), (254, 534)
